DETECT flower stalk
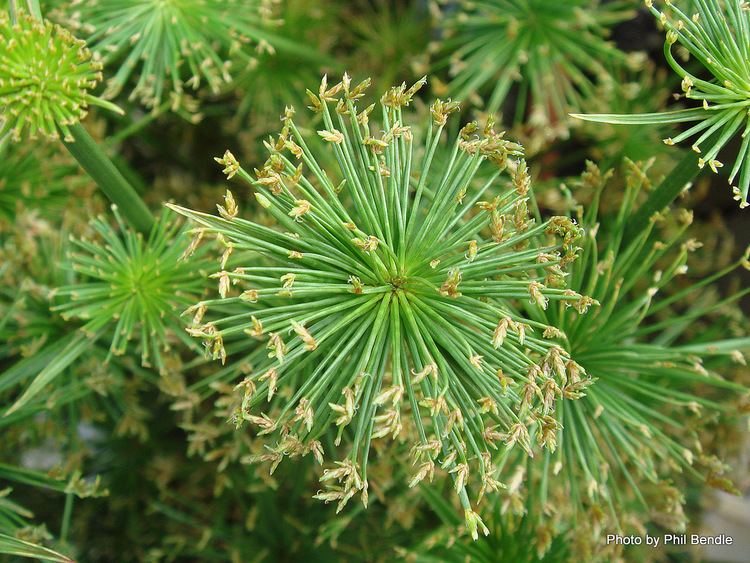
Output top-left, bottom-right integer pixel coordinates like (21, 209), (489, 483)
(62, 124), (154, 233)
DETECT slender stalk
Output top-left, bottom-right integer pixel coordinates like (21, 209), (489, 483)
(63, 123), (154, 233)
(25, 0), (42, 19)
(60, 390), (76, 545)
(59, 489), (74, 543)
(624, 149), (701, 241)
(8, 0), (17, 22)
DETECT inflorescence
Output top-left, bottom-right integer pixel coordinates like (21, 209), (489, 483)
(436, 0), (640, 139)
(171, 75), (592, 534)
(53, 207), (210, 372)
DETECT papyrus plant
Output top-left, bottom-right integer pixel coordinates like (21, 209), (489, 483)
(0, 9), (120, 142)
(2, 208), (213, 422)
(52, 208), (211, 372)
(170, 75), (593, 535)
(397, 161), (749, 560)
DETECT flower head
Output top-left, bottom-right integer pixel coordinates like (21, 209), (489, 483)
(171, 75), (587, 513)
(0, 9), (120, 142)
(519, 160), (750, 539)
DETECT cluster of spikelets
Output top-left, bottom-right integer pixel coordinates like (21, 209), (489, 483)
(0, 9), (120, 141)
(391, 159), (750, 558)
(167, 92), (750, 553)
(514, 160), (750, 554)
(168, 74), (603, 534)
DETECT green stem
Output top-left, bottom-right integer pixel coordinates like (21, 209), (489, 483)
(624, 149), (701, 241)
(63, 123), (155, 233)
(25, 0), (42, 19)
(60, 373), (77, 545)
(60, 491), (74, 544)
(7, 0), (17, 22)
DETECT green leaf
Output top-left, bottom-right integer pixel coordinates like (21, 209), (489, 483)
(3, 331), (94, 417)
(0, 533), (73, 562)
(678, 338), (750, 355)
(0, 464), (68, 494)
(0, 332), (84, 394)
(571, 108), (707, 125)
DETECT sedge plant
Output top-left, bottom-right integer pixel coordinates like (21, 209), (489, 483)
(51, 208), (211, 373)
(399, 161), (750, 561)
(3, 208), (213, 419)
(0, 8), (120, 142)
(53, 0), (299, 110)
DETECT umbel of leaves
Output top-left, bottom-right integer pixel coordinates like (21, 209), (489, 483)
(577, 0), (750, 208)
(52, 207), (209, 372)
(56, 0), (280, 107)
(0, 9), (120, 141)
(171, 75), (593, 534)
(519, 161), (750, 545)
(436, 0), (639, 137)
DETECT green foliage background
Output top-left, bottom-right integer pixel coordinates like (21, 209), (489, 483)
(1, 1), (749, 562)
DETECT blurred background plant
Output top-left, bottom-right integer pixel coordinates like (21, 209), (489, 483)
(50, 0), (286, 111)
(1, 0), (749, 561)
(433, 0), (644, 148)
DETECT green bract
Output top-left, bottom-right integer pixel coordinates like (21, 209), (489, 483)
(170, 75), (594, 531)
(56, 0), (279, 108)
(436, 0), (639, 138)
(576, 0), (750, 208)
(52, 208), (209, 372)
(0, 9), (120, 142)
